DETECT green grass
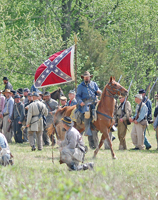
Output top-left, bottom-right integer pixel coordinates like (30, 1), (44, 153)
(1, 124), (158, 200)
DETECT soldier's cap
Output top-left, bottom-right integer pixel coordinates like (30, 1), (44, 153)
(68, 90), (76, 95)
(134, 94), (142, 100)
(17, 88), (23, 94)
(43, 91), (50, 96)
(14, 94), (20, 99)
(24, 88), (30, 93)
(81, 71), (93, 79)
(60, 96), (67, 101)
(139, 89), (145, 94)
(3, 77), (8, 81)
(3, 89), (12, 94)
(11, 90), (16, 95)
(61, 117), (74, 127)
(32, 92), (39, 97)
(28, 92), (32, 97)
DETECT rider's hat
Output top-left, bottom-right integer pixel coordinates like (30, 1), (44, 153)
(81, 71), (93, 79)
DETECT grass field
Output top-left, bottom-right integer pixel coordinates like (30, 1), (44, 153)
(1, 124), (158, 200)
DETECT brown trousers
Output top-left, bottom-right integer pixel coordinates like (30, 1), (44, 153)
(118, 120), (127, 150)
(131, 123), (146, 150)
(28, 131), (43, 150)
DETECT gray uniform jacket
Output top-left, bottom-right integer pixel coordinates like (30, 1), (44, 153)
(44, 98), (58, 124)
(26, 100), (48, 132)
(12, 102), (25, 122)
(61, 127), (85, 151)
(5, 82), (13, 91)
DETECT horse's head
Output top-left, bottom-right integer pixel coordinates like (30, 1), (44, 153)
(106, 76), (128, 97)
(59, 87), (64, 97)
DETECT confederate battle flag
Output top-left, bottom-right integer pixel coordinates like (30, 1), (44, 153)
(34, 45), (75, 88)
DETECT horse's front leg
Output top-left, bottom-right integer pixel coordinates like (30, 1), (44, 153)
(106, 132), (117, 159)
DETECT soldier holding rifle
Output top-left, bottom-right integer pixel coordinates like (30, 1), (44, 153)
(129, 94), (148, 150)
(117, 96), (132, 150)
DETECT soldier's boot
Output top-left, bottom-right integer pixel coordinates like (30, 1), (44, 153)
(67, 162), (77, 171)
(77, 162), (94, 171)
(32, 145), (36, 151)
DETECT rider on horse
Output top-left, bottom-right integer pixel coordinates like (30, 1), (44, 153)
(76, 71), (102, 136)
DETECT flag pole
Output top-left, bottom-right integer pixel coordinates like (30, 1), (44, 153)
(74, 34), (78, 92)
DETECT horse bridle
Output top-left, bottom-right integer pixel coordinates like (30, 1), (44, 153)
(105, 82), (123, 98)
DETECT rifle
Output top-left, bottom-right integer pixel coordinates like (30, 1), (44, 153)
(121, 80), (133, 118)
(148, 77), (158, 98)
(114, 75), (122, 127)
(118, 75), (122, 83)
(7, 103), (15, 132)
(135, 80), (152, 120)
(120, 80), (133, 129)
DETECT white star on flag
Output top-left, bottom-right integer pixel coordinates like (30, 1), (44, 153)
(46, 70), (49, 73)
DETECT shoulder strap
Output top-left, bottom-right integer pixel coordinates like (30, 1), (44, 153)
(46, 101), (53, 111)
(16, 103), (21, 117)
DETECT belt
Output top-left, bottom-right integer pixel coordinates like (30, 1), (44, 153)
(3, 113), (9, 117)
(32, 115), (38, 118)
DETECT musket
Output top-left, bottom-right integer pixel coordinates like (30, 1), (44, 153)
(121, 80), (133, 115)
(114, 75), (122, 126)
(135, 80), (152, 120)
(148, 77), (158, 97)
(118, 75), (122, 83)
(120, 80), (133, 130)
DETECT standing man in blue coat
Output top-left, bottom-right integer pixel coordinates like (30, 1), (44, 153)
(139, 89), (152, 150)
(66, 90), (77, 106)
(76, 71), (102, 149)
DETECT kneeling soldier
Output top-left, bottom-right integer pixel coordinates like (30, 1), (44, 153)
(0, 132), (13, 166)
(58, 117), (93, 171)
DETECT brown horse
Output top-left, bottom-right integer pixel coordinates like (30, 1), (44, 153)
(48, 77), (127, 159)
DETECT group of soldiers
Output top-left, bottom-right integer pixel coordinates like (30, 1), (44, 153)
(0, 73), (158, 171)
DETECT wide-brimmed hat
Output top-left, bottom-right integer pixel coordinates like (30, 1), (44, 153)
(61, 117), (74, 127)
(11, 90), (16, 95)
(81, 71), (93, 79)
(60, 96), (67, 101)
(17, 88), (23, 95)
(135, 94), (142, 100)
(139, 89), (145, 94)
(43, 91), (50, 96)
(3, 89), (12, 94)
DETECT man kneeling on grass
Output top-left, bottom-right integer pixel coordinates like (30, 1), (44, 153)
(57, 117), (93, 171)
(0, 132), (13, 166)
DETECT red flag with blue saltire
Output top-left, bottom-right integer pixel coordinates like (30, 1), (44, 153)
(34, 45), (75, 88)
